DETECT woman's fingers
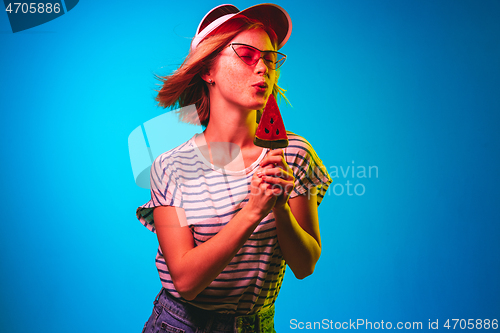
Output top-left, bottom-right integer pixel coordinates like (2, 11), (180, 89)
(258, 167), (294, 180)
(257, 167), (294, 196)
(260, 149), (286, 168)
(263, 177), (295, 195)
(260, 156), (284, 168)
(251, 169), (278, 197)
(251, 149), (296, 212)
(258, 167), (295, 195)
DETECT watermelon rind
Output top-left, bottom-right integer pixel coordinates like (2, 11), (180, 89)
(253, 137), (289, 149)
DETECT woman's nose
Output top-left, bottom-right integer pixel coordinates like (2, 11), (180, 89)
(255, 57), (268, 75)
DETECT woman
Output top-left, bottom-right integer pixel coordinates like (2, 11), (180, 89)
(137, 4), (332, 332)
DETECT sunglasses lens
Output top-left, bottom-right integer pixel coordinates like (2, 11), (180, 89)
(274, 53), (286, 69)
(233, 45), (260, 65)
(262, 52), (277, 65)
(231, 44), (286, 70)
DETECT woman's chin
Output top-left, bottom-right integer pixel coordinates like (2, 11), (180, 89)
(251, 102), (266, 111)
(253, 95), (271, 110)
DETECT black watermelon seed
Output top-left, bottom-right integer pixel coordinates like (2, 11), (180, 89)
(276, 129), (279, 135)
(270, 117), (274, 124)
(265, 128), (270, 134)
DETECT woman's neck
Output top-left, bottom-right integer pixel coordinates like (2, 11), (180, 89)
(204, 105), (258, 149)
(196, 104), (264, 171)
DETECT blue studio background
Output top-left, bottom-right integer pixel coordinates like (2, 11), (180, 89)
(1, 0), (499, 332)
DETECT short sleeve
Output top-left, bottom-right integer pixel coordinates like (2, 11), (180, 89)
(286, 133), (332, 205)
(136, 153), (183, 233)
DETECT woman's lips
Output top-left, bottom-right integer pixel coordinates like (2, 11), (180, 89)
(253, 82), (268, 93)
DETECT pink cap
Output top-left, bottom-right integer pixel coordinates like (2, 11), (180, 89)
(191, 3), (292, 51)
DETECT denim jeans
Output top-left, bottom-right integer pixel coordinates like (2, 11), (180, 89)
(141, 288), (276, 333)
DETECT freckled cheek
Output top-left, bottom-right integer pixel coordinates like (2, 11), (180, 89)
(222, 68), (250, 93)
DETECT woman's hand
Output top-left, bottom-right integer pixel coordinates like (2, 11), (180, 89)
(256, 149), (321, 279)
(245, 166), (279, 221)
(257, 149), (295, 210)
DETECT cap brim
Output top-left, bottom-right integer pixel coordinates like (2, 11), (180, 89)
(236, 4), (292, 50)
(192, 3), (292, 51)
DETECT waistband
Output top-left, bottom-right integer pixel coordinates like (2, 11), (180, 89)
(154, 288), (275, 333)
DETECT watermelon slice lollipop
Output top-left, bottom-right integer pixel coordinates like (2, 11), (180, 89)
(254, 94), (289, 149)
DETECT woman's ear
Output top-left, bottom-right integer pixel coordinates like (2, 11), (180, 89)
(201, 70), (212, 85)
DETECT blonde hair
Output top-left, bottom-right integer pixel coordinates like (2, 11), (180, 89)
(155, 16), (287, 127)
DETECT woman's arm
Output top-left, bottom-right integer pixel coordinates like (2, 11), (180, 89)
(258, 149), (322, 279)
(153, 171), (280, 301)
(272, 192), (321, 279)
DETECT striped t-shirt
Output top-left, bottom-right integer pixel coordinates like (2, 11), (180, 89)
(136, 131), (331, 315)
